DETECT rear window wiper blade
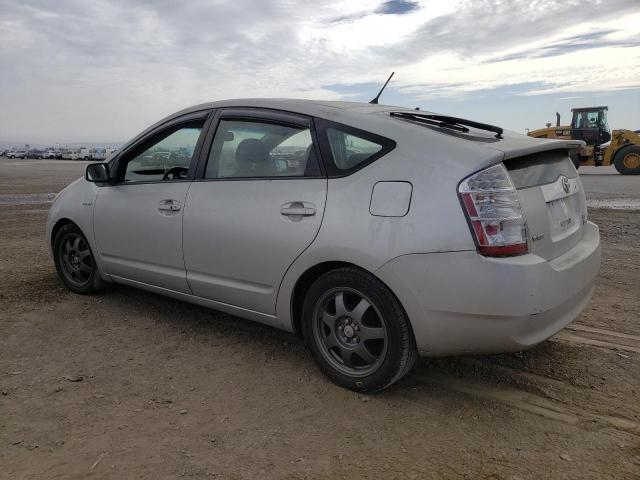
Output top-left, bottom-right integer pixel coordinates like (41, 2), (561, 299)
(390, 112), (504, 138)
(390, 112), (470, 134)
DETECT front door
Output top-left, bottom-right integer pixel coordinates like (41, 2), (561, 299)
(94, 115), (208, 293)
(183, 110), (327, 313)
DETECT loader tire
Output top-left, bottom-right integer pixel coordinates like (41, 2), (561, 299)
(613, 145), (640, 175)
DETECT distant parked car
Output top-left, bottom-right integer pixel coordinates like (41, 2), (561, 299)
(105, 147), (119, 159)
(26, 149), (44, 159)
(79, 148), (91, 160)
(41, 150), (57, 159)
(7, 150), (27, 159)
(47, 99), (602, 392)
(91, 148), (107, 160)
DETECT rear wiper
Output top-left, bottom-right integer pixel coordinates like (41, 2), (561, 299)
(390, 112), (503, 138)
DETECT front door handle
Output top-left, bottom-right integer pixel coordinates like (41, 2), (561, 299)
(281, 202), (316, 220)
(158, 199), (182, 215)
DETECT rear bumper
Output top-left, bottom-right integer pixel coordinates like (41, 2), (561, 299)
(375, 221), (601, 356)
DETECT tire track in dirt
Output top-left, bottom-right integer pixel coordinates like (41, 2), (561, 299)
(410, 371), (640, 436)
(460, 358), (640, 428)
(551, 329), (640, 354)
(567, 324), (640, 342)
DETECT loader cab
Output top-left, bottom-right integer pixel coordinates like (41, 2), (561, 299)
(571, 106), (611, 145)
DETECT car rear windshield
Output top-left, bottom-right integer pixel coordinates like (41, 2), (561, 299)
(504, 150), (576, 189)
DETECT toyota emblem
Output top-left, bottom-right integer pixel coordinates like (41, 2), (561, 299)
(561, 176), (570, 194)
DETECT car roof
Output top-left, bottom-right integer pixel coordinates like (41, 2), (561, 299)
(120, 98), (583, 164)
(173, 98), (414, 118)
(123, 99), (416, 154)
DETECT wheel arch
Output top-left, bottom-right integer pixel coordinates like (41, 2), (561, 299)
(50, 218), (78, 247)
(289, 261), (413, 340)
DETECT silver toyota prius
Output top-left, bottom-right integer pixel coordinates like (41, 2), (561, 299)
(47, 99), (601, 391)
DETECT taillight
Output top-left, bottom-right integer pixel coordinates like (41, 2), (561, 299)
(458, 163), (528, 256)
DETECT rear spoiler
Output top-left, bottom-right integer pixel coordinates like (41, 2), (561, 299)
(500, 139), (585, 160)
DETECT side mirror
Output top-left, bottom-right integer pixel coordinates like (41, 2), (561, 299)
(85, 163), (110, 183)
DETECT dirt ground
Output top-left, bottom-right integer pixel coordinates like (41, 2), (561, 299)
(1, 159), (639, 479)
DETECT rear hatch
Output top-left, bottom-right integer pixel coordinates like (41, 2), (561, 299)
(504, 150), (587, 261)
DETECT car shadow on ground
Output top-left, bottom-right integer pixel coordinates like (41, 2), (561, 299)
(19, 271), (640, 436)
(87, 282), (578, 397)
(20, 268), (588, 399)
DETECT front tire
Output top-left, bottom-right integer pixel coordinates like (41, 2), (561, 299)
(613, 145), (640, 175)
(53, 223), (104, 294)
(302, 268), (417, 392)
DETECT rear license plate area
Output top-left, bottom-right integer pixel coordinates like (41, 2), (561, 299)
(547, 194), (581, 241)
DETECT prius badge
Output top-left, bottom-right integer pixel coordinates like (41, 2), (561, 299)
(560, 176), (570, 194)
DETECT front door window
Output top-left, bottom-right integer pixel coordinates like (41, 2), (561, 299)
(123, 125), (203, 182)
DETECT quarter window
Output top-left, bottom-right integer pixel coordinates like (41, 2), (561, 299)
(123, 124), (203, 183)
(326, 128), (383, 170)
(205, 120), (315, 179)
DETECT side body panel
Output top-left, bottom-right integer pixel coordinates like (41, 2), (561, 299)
(93, 182), (192, 292)
(87, 109), (212, 293)
(275, 125), (502, 331)
(375, 222), (600, 355)
(46, 178), (109, 280)
(183, 179), (327, 317)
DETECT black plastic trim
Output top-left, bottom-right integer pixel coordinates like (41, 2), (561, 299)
(219, 108), (311, 127)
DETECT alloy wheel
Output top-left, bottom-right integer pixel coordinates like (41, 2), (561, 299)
(313, 287), (388, 377)
(59, 233), (93, 286)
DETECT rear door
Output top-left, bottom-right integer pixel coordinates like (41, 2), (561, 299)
(183, 108), (327, 314)
(505, 150), (587, 260)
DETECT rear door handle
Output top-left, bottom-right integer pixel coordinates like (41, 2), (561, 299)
(158, 199), (182, 215)
(280, 202), (316, 218)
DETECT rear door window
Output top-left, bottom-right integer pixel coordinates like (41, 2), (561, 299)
(205, 119), (318, 179)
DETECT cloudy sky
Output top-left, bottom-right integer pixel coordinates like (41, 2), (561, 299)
(1, 0), (639, 145)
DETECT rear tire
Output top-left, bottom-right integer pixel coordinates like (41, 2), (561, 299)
(613, 145), (640, 175)
(53, 223), (105, 294)
(302, 268), (417, 392)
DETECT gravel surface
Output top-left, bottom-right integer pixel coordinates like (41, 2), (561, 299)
(1, 157), (639, 479)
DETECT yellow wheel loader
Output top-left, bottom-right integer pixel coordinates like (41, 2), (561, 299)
(528, 106), (640, 175)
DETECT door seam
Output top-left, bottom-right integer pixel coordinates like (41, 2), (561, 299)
(182, 181), (195, 295)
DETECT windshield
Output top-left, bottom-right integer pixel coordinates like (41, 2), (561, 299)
(573, 110), (609, 131)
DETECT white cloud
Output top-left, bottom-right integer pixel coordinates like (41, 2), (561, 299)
(0, 0), (638, 143)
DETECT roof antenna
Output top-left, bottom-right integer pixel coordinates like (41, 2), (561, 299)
(369, 71), (394, 104)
